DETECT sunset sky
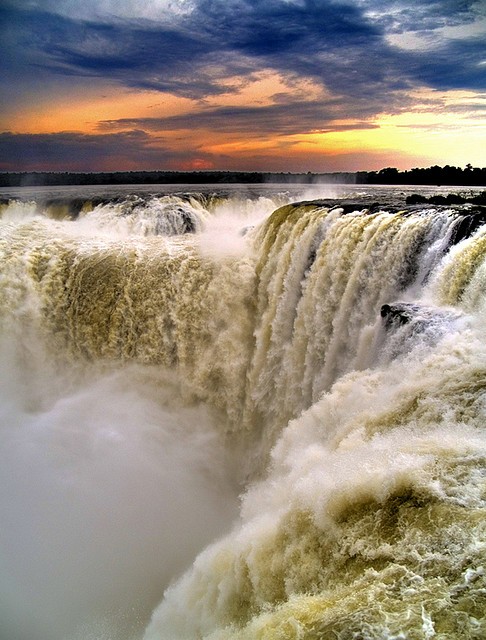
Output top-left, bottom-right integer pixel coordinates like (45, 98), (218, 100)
(1, 0), (485, 172)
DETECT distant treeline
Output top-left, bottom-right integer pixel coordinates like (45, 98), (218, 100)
(0, 165), (485, 187)
(357, 165), (486, 186)
(0, 171), (354, 187)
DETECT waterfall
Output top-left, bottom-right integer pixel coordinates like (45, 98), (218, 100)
(1, 187), (485, 639)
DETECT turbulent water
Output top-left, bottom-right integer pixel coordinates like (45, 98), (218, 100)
(1, 183), (485, 640)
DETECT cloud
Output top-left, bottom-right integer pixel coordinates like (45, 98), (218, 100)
(99, 101), (381, 137)
(0, 130), (205, 171)
(360, 0), (485, 33)
(2, 0), (484, 107)
(0, 5), (219, 97)
(404, 37), (486, 91)
(17, 0), (195, 21)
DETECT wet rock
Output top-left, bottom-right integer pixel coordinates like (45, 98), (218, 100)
(380, 302), (463, 334)
(380, 303), (420, 327)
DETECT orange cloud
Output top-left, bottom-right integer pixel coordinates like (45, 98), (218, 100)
(2, 86), (193, 135)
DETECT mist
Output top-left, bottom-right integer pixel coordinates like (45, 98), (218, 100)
(0, 342), (239, 640)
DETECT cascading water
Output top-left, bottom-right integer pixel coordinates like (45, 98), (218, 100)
(0, 184), (485, 639)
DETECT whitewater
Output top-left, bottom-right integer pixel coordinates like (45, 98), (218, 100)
(0, 183), (485, 640)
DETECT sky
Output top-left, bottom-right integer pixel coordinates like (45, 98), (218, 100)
(0, 0), (485, 173)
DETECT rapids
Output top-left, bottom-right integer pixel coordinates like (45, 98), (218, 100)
(0, 184), (485, 639)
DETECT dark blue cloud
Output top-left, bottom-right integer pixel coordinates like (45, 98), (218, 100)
(403, 37), (486, 91)
(0, 3), (226, 99)
(0, 130), (202, 171)
(196, 0), (380, 56)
